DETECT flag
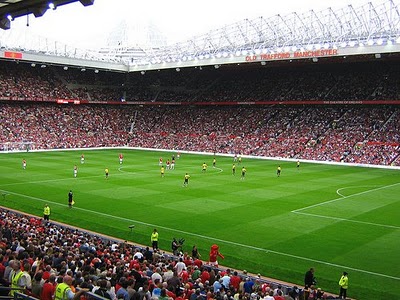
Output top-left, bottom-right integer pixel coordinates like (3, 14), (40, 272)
(72, 200), (75, 205)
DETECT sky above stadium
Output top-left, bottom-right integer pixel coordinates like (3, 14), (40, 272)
(6, 0), (386, 49)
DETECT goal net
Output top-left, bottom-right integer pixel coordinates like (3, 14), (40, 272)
(0, 141), (35, 153)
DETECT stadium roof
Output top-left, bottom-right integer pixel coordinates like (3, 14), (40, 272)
(0, 0), (93, 30)
(0, 0), (399, 73)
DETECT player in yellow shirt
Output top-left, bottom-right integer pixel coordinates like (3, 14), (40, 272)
(183, 173), (190, 187)
(202, 163), (208, 172)
(277, 165), (281, 177)
(241, 167), (246, 180)
(161, 166), (165, 177)
(213, 158), (216, 168)
(105, 168), (109, 179)
(232, 164), (236, 175)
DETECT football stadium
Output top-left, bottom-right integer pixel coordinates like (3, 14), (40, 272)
(0, 1), (399, 300)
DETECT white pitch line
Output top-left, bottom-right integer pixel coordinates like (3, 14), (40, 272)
(293, 211), (400, 229)
(1, 189), (399, 281)
(336, 186), (380, 198)
(292, 182), (400, 213)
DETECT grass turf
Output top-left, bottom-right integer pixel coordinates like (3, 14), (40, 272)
(0, 149), (399, 299)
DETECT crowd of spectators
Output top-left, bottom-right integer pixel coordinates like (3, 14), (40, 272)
(0, 208), (331, 300)
(0, 103), (399, 166)
(1, 59), (400, 103)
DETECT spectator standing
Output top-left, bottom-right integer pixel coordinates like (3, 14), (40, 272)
(338, 271), (349, 299)
(41, 274), (56, 300)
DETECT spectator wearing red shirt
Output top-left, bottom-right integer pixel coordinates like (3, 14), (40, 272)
(41, 274), (56, 300)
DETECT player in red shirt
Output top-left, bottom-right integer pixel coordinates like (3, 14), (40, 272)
(159, 157), (163, 166)
(119, 153), (124, 164)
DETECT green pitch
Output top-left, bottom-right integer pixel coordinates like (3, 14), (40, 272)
(0, 149), (399, 299)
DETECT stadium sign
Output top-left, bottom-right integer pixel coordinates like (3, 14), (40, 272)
(246, 49), (339, 61)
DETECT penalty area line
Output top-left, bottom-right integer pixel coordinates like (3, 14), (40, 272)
(1, 189), (399, 281)
(292, 182), (400, 213)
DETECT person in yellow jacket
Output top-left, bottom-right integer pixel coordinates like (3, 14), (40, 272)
(9, 260), (30, 296)
(151, 228), (159, 250)
(338, 271), (349, 299)
(43, 204), (50, 222)
(54, 275), (87, 300)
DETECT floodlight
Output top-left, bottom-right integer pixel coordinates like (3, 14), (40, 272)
(94, 69), (99, 73)
(306, 44), (313, 50)
(375, 53), (381, 59)
(222, 52), (228, 57)
(314, 44), (321, 50)
(176, 68), (180, 72)
(48, 3), (56, 10)
(241, 50), (247, 55)
(255, 49), (261, 55)
(216, 53), (222, 58)
(284, 46), (290, 52)
(0, 18), (10, 30)
(367, 40), (374, 46)
(140, 71), (145, 75)
(349, 41), (356, 47)
(235, 51), (241, 56)
(376, 38), (383, 45)
(31, 63), (36, 67)
(33, 5), (48, 18)
(214, 65), (220, 69)
(6, 15), (13, 21)
(387, 40), (393, 46)
(63, 66), (68, 70)
(261, 61), (266, 66)
(81, 68), (86, 72)
(340, 42), (347, 47)
(205, 54), (210, 59)
(199, 55), (204, 60)
(79, 0), (94, 6)
(291, 46), (297, 52)
(312, 57), (318, 63)
(41, 64), (46, 68)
